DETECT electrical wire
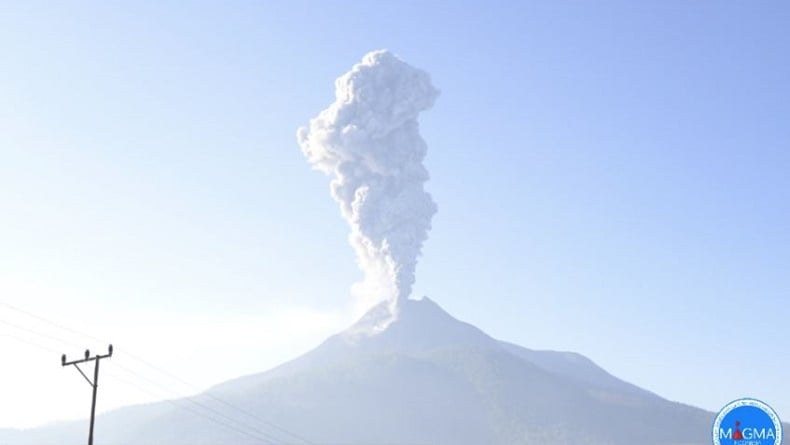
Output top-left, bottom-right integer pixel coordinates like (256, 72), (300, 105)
(118, 347), (314, 445)
(0, 319), (282, 444)
(108, 361), (285, 444)
(0, 315), (426, 445)
(103, 371), (277, 445)
(0, 301), (315, 444)
(0, 317), (76, 349)
(0, 327), (281, 444)
(0, 329), (61, 355)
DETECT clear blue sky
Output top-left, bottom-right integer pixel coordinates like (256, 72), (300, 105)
(1, 0), (788, 427)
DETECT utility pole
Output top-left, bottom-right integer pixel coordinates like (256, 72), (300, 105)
(62, 344), (113, 445)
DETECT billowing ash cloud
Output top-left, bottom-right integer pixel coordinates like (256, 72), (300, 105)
(297, 50), (439, 313)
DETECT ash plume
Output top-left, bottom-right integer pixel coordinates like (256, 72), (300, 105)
(297, 50), (439, 315)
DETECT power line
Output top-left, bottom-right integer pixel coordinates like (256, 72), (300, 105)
(0, 330), (61, 354)
(108, 361), (285, 444)
(1, 328), (426, 445)
(0, 329), (280, 445)
(62, 345), (114, 445)
(118, 347), (314, 445)
(103, 371), (278, 445)
(0, 317), (76, 348)
(0, 302), (105, 343)
(0, 301), (315, 444)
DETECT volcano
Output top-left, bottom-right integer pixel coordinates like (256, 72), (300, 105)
(1, 298), (717, 445)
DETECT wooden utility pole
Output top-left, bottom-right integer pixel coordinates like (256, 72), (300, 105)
(62, 345), (113, 445)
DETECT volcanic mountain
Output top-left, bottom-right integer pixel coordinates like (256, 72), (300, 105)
(1, 297), (717, 445)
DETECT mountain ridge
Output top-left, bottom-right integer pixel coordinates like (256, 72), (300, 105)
(211, 297), (653, 401)
(0, 296), (733, 445)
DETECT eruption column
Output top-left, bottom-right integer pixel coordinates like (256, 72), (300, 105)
(297, 50), (439, 313)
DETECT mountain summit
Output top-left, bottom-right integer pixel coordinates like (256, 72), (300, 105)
(2, 297), (717, 445)
(336, 297), (498, 353)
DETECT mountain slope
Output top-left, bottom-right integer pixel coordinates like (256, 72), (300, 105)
(1, 297), (718, 445)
